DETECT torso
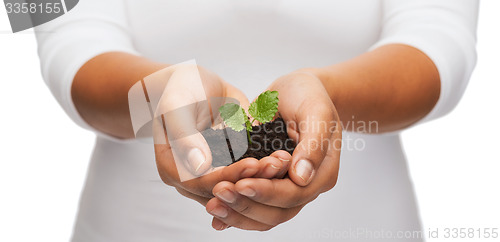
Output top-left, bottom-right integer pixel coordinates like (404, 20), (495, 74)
(72, 1), (423, 241)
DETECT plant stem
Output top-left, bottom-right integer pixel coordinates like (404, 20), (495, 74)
(247, 129), (252, 145)
(247, 117), (253, 145)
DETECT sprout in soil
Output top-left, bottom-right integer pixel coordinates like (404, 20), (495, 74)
(219, 90), (279, 144)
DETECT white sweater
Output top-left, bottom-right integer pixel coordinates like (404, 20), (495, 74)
(35, 0), (478, 241)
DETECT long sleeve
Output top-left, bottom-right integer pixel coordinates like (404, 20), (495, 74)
(34, 0), (138, 132)
(370, 0), (479, 124)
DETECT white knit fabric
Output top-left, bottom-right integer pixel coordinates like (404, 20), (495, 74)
(34, 1), (478, 241)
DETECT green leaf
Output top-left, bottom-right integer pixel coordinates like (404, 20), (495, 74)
(248, 90), (279, 124)
(219, 103), (247, 132)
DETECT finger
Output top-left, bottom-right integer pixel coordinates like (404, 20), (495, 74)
(269, 72), (336, 186)
(234, 133), (341, 208)
(290, 105), (342, 188)
(154, 65), (214, 177)
(254, 150), (292, 179)
(206, 198), (273, 231)
(254, 156), (282, 179)
(212, 181), (301, 226)
(220, 157), (261, 182)
(181, 157), (260, 198)
(165, 111), (214, 177)
(211, 218), (230, 231)
(153, 116), (214, 185)
(235, 178), (320, 208)
(153, 104), (213, 178)
(269, 150), (292, 178)
(289, 99), (337, 186)
(174, 132), (214, 177)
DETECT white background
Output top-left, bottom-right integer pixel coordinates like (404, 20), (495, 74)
(0, 1), (499, 241)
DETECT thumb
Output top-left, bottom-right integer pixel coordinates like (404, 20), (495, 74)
(171, 132), (213, 178)
(153, 102), (213, 179)
(288, 106), (337, 186)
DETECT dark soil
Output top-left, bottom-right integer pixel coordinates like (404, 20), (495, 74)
(201, 118), (296, 167)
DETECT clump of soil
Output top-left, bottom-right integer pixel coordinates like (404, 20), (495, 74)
(202, 118), (296, 167)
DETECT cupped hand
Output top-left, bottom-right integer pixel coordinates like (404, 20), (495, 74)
(207, 71), (342, 231)
(152, 64), (290, 205)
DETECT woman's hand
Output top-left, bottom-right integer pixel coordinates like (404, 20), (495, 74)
(207, 72), (342, 230)
(152, 64), (290, 205)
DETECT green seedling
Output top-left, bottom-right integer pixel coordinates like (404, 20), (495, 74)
(219, 90), (279, 143)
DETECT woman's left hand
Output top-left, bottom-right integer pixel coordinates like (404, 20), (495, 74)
(206, 72), (343, 231)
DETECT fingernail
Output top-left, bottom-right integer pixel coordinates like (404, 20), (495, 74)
(278, 157), (290, 162)
(216, 189), (236, 203)
(209, 206), (228, 218)
(187, 148), (205, 175)
(277, 157), (290, 162)
(239, 187), (256, 197)
(295, 159), (314, 184)
(270, 158), (283, 170)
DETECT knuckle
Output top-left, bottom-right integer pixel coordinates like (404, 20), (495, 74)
(217, 168), (226, 182)
(235, 203), (252, 215)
